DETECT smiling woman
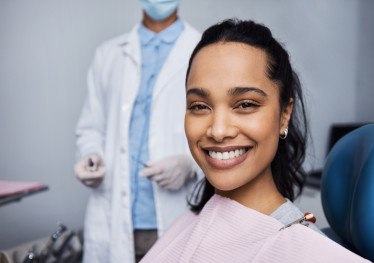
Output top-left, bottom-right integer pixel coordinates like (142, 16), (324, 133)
(185, 20), (305, 213)
(140, 19), (369, 263)
(185, 41), (294, 213)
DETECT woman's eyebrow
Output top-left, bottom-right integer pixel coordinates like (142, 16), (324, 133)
(186, 88), (209, 97)
(228, 87), (268, 97)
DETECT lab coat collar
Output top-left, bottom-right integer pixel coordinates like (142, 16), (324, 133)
(118, 20), (197, 96)
(153, 20), (196, 98)
(119, 24), (141, 66)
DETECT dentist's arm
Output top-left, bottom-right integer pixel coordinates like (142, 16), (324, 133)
(74, 47), (107, 188)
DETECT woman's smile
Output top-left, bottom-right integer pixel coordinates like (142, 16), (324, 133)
(202, 145), (252, 169)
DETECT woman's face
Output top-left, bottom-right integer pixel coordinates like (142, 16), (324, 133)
(185, 42), (293, 197)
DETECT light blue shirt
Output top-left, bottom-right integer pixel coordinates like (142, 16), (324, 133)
(129, 19), (184, 230)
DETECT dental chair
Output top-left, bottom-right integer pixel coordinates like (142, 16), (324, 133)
(321, 124), (374, 261)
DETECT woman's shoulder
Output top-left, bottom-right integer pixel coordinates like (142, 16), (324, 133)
(271, 199), (322, 234)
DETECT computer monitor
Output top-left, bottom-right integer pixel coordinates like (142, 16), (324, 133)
(326, 123), (369, 155)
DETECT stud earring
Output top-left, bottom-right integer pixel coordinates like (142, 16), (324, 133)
(280, 127), (288, 139)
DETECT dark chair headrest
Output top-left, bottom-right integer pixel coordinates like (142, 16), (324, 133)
(321, 124), (374, 261)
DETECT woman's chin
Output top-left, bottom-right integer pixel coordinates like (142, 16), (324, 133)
(207, 177), (241, 192)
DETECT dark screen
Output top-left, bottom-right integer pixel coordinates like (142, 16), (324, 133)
(327, 123), (369, 154)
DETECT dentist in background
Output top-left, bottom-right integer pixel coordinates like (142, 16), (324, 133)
(74, 0), (200, 262)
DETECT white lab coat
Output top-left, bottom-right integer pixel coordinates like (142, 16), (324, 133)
(75, 21), (201, 263)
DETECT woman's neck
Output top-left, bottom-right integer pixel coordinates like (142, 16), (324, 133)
(216, 173), (286, 215)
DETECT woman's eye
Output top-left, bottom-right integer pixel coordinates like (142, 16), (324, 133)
(188, 103), (210, 112)
(236, 101), (259, 110)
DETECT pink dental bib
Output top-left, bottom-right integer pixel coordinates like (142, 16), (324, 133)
(141, 194), (369, 262)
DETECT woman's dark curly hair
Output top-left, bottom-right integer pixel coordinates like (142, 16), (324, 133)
(186, 19), (308, 212)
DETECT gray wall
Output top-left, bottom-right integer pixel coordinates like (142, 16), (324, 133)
(1, 0), (373, 248)
(356, 0), (374, 121)
(0, 0), (140, 248)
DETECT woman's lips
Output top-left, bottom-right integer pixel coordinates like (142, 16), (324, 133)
(203, 147), (251, 169)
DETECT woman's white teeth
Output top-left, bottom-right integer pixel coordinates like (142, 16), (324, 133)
(208, 148), (247, 160)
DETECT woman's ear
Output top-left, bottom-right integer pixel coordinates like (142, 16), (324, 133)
(280, 98), (294, 134)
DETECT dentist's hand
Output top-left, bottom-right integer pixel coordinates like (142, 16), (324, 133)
(139, 155), (196, 190)
(74, 153), (106, 188)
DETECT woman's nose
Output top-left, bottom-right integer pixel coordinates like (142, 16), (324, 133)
(206, 111), (238, 142)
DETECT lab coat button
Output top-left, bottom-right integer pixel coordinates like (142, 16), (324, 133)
(120, 147), (126, 154)
(122, 104), (130, 112)
(121, 190), (126, 197)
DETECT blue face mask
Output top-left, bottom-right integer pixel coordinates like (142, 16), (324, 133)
(139, 0), (180, 21)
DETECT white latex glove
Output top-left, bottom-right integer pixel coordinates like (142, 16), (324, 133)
(74, 153), (106, 188)
(139, 154), (196, 190)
